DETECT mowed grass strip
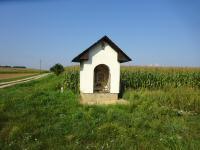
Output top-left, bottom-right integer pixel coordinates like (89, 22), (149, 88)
(0, 74), (200, 149)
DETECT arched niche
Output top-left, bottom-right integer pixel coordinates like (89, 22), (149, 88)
(93, 64), (110, 93)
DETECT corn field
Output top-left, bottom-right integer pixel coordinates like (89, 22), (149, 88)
(121, 66), (200, 89)
(64, 66), (200, 92)
(63, 66), (79, 92)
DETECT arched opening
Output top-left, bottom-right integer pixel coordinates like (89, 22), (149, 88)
(94, 64), (110, 93)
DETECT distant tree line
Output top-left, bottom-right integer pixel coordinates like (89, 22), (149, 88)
(0, 65), (26, 68)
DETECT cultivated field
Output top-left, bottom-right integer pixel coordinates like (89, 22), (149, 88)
(0, 67), (48, 83)
(0, 73), (37, 80)
(0, 67), (44, 74)
(0, 66), (200, 149)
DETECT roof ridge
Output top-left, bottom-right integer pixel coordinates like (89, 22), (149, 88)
(72, 36), (132, 63)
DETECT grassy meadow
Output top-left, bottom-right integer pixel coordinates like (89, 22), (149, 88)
(0, 66), (200, 149)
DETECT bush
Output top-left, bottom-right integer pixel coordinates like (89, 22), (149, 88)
(50, 63), (64, 76)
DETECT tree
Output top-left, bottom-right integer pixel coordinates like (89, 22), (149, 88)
(50, 63), (64, 76)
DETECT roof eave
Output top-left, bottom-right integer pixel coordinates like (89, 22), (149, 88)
(71, 36), (132, 63)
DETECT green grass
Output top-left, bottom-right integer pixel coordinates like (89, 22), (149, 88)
(0, 73), (200, 149)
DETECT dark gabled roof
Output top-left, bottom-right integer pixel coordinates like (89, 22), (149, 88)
(72, 36), (132, 63)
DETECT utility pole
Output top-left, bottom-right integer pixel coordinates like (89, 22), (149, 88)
(40, 59), (42, 74)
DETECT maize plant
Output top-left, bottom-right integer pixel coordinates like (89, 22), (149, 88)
(63, 67), (79, 93)
(64, 66), (200, 92)
(121, 66), (200, 90)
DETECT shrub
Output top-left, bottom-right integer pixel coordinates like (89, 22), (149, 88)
(50, 64), (64, 76)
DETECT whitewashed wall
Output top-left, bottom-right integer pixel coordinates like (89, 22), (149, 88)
(80, 42), (120, 93)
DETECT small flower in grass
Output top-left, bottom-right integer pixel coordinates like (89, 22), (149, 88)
(177, 110), (184, 116)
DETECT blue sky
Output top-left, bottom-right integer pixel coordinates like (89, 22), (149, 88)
(0, 0), (199, 69)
